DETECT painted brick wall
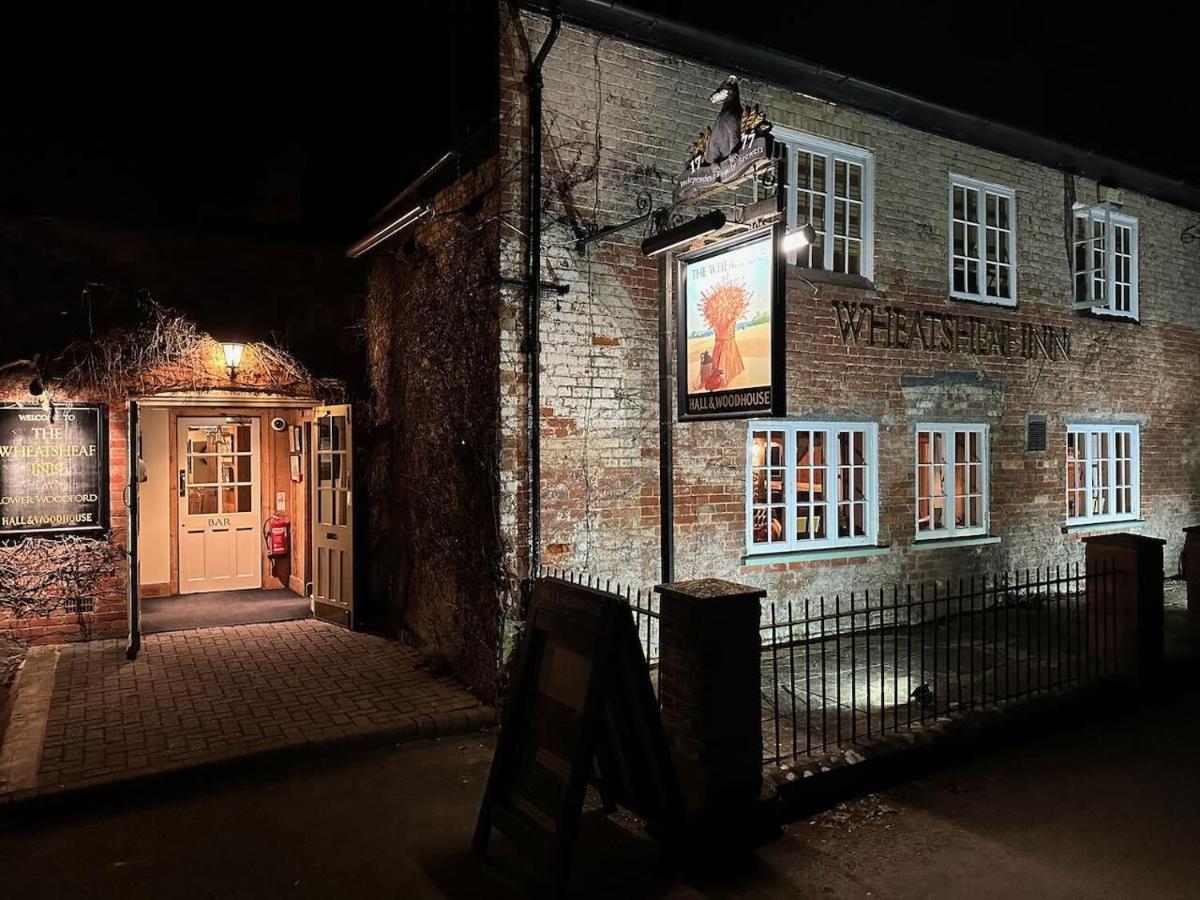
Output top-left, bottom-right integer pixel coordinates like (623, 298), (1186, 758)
(498, 6), (1200, 612)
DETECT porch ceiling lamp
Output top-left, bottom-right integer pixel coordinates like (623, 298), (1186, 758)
(641, 210), (727, 257)
(781, 222), (817, 254)
(221, 342), (245, 379)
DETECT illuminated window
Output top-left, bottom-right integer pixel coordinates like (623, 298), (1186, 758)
(765, 127), (874, 278)
(1066, 424), (1139, 525)
(915, 424), (989, 540)
(949, 175), (1016, 306)
(746, 421), (877, 554)
(1073, 205), (1138, 320)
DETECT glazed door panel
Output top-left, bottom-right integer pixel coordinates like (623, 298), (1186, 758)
(176, 417), (262, 594)
(311, 404), (354, 627)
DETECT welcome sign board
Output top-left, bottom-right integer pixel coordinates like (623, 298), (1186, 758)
(676, 224), (785, 421)
(0, 404), (108, 536)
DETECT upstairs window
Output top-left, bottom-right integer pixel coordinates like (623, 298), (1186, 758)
(949, 175), (1016, 306)
(1073, 205), (1139, 320)
(1065, 423), (1140, 525)
(770, 127), (874, 278)
(915, 424), (989, 540)
(746, 421), (878, 555)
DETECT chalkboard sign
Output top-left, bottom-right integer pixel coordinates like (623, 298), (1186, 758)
(0, 404), (108, 537)
(473, 578), (681, 887)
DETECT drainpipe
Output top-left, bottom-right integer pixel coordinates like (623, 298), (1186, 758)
(523, 4), (561, 585)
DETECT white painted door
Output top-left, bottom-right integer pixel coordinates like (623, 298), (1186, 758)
(177, 417), (262, 594)
(311, 405), (353, 627)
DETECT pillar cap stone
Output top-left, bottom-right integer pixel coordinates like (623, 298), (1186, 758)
(1080, 532), (1166, 546)
(655, 578), (766, 602)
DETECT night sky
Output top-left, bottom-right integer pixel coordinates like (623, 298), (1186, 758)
(0, 2), (1193, 366)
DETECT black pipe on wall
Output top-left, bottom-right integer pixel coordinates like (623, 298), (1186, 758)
(522, 4), (561, 584)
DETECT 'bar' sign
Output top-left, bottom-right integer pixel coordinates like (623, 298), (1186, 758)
(0, 404), (108, 536)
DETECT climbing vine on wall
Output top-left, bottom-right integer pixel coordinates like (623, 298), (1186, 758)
(0, 536), (124, 633)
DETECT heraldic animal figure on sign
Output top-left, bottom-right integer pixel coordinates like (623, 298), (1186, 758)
(703, 75), (743, 166)
(678, 75), (774, 198)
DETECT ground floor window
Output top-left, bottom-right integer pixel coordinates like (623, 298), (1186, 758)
(915, 424), (988, 539)
(1066, 423), (1140, 525)
(746, 421), (877, 554)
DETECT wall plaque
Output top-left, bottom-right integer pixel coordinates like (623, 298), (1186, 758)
(0, 404), (108, 536)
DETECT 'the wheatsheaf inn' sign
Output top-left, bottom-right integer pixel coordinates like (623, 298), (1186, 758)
(0, 404), (108, 536)
(830, 300), (1071, 361)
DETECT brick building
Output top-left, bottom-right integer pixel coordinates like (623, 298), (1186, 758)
(362, 1), (1200, 697)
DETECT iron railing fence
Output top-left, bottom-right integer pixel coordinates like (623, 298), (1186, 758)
(762, 557), (1122, 766)
(535, 567), (660, 667)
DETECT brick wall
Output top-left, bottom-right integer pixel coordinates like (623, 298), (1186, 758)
(363, 161), (506, 700)
(498, 7), (1200, 612)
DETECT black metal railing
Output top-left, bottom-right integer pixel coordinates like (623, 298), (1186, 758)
(535, 567), (660, 667)
(761, 557), (1121, 765)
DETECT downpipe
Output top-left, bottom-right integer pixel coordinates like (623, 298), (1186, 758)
(523, 3), (561, 597)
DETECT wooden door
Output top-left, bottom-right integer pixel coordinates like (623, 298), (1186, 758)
(177, 417), (263, 594)
(311, 404), (354, 627)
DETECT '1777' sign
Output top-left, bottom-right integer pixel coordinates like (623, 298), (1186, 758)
(677, 76), (775, 199)
(0, 404), (109, 536)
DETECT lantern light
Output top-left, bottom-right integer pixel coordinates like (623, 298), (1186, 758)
(222, 342), (245, 379)
(781, 222), (817, 254)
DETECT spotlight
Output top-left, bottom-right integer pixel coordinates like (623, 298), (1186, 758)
(641, 210), (727, 257)
(781, 223), (817, 254)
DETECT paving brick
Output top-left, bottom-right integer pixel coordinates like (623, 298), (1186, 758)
(0, 619), (494, 801)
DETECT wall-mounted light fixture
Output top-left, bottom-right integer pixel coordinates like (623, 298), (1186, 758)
(221, 342), (245, 379)
(641, 210), (727, 257)
(781, 222), (817, 255)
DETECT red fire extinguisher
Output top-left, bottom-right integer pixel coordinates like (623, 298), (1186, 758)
(264, 514), (290, 558)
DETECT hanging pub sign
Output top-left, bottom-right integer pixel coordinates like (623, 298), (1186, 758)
(676, 224), (785, 421)
(0, 404), (108, 536)
(676, 76), (775, 199)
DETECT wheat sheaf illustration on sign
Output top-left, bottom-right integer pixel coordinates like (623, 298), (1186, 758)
(692, 278), (749, 392)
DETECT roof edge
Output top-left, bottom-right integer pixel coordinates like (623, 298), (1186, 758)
(523, 0), (1200, 213)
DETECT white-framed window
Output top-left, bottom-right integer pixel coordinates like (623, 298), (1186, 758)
(746, 421), (878, 554)
(1065, 423), (1140, 525)
(769, 127), (874, 278)
(949, 175), (1016, 306)
(1073, 204), (1139, 320)
(914, 424), (989, 540)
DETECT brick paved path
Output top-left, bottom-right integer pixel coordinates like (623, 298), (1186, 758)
(1, 620), (493, 802)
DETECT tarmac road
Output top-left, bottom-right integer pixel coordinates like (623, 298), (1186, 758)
(4, 680), (1200, 898)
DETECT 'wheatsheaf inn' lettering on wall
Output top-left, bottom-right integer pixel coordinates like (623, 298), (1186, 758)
(0, 405), (107, 535)
(830, 300), (1071, 361)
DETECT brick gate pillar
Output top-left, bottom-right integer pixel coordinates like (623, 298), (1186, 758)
(1183, 526), (1200, 629)
(1083, 533), (1165, 677)
(655, 578), (764, 833)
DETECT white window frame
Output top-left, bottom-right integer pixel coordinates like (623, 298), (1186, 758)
(769, 126), (875, 279)
(1065, 423), (1141, 526)
(913, 423), (990, 541)
(1072, 204), (1139, 321)
(948, 174), (1017, 307)
(745, 420), (879, 555)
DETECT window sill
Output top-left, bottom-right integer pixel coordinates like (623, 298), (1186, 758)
(1062, 518), (1145, 535)
(1076, 307), (1139, 324)
(741, 544), (890, 566)
(949, 291), (1017, 309)
(910, 535), (1001, 551)
(791, 266), (878, 292)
